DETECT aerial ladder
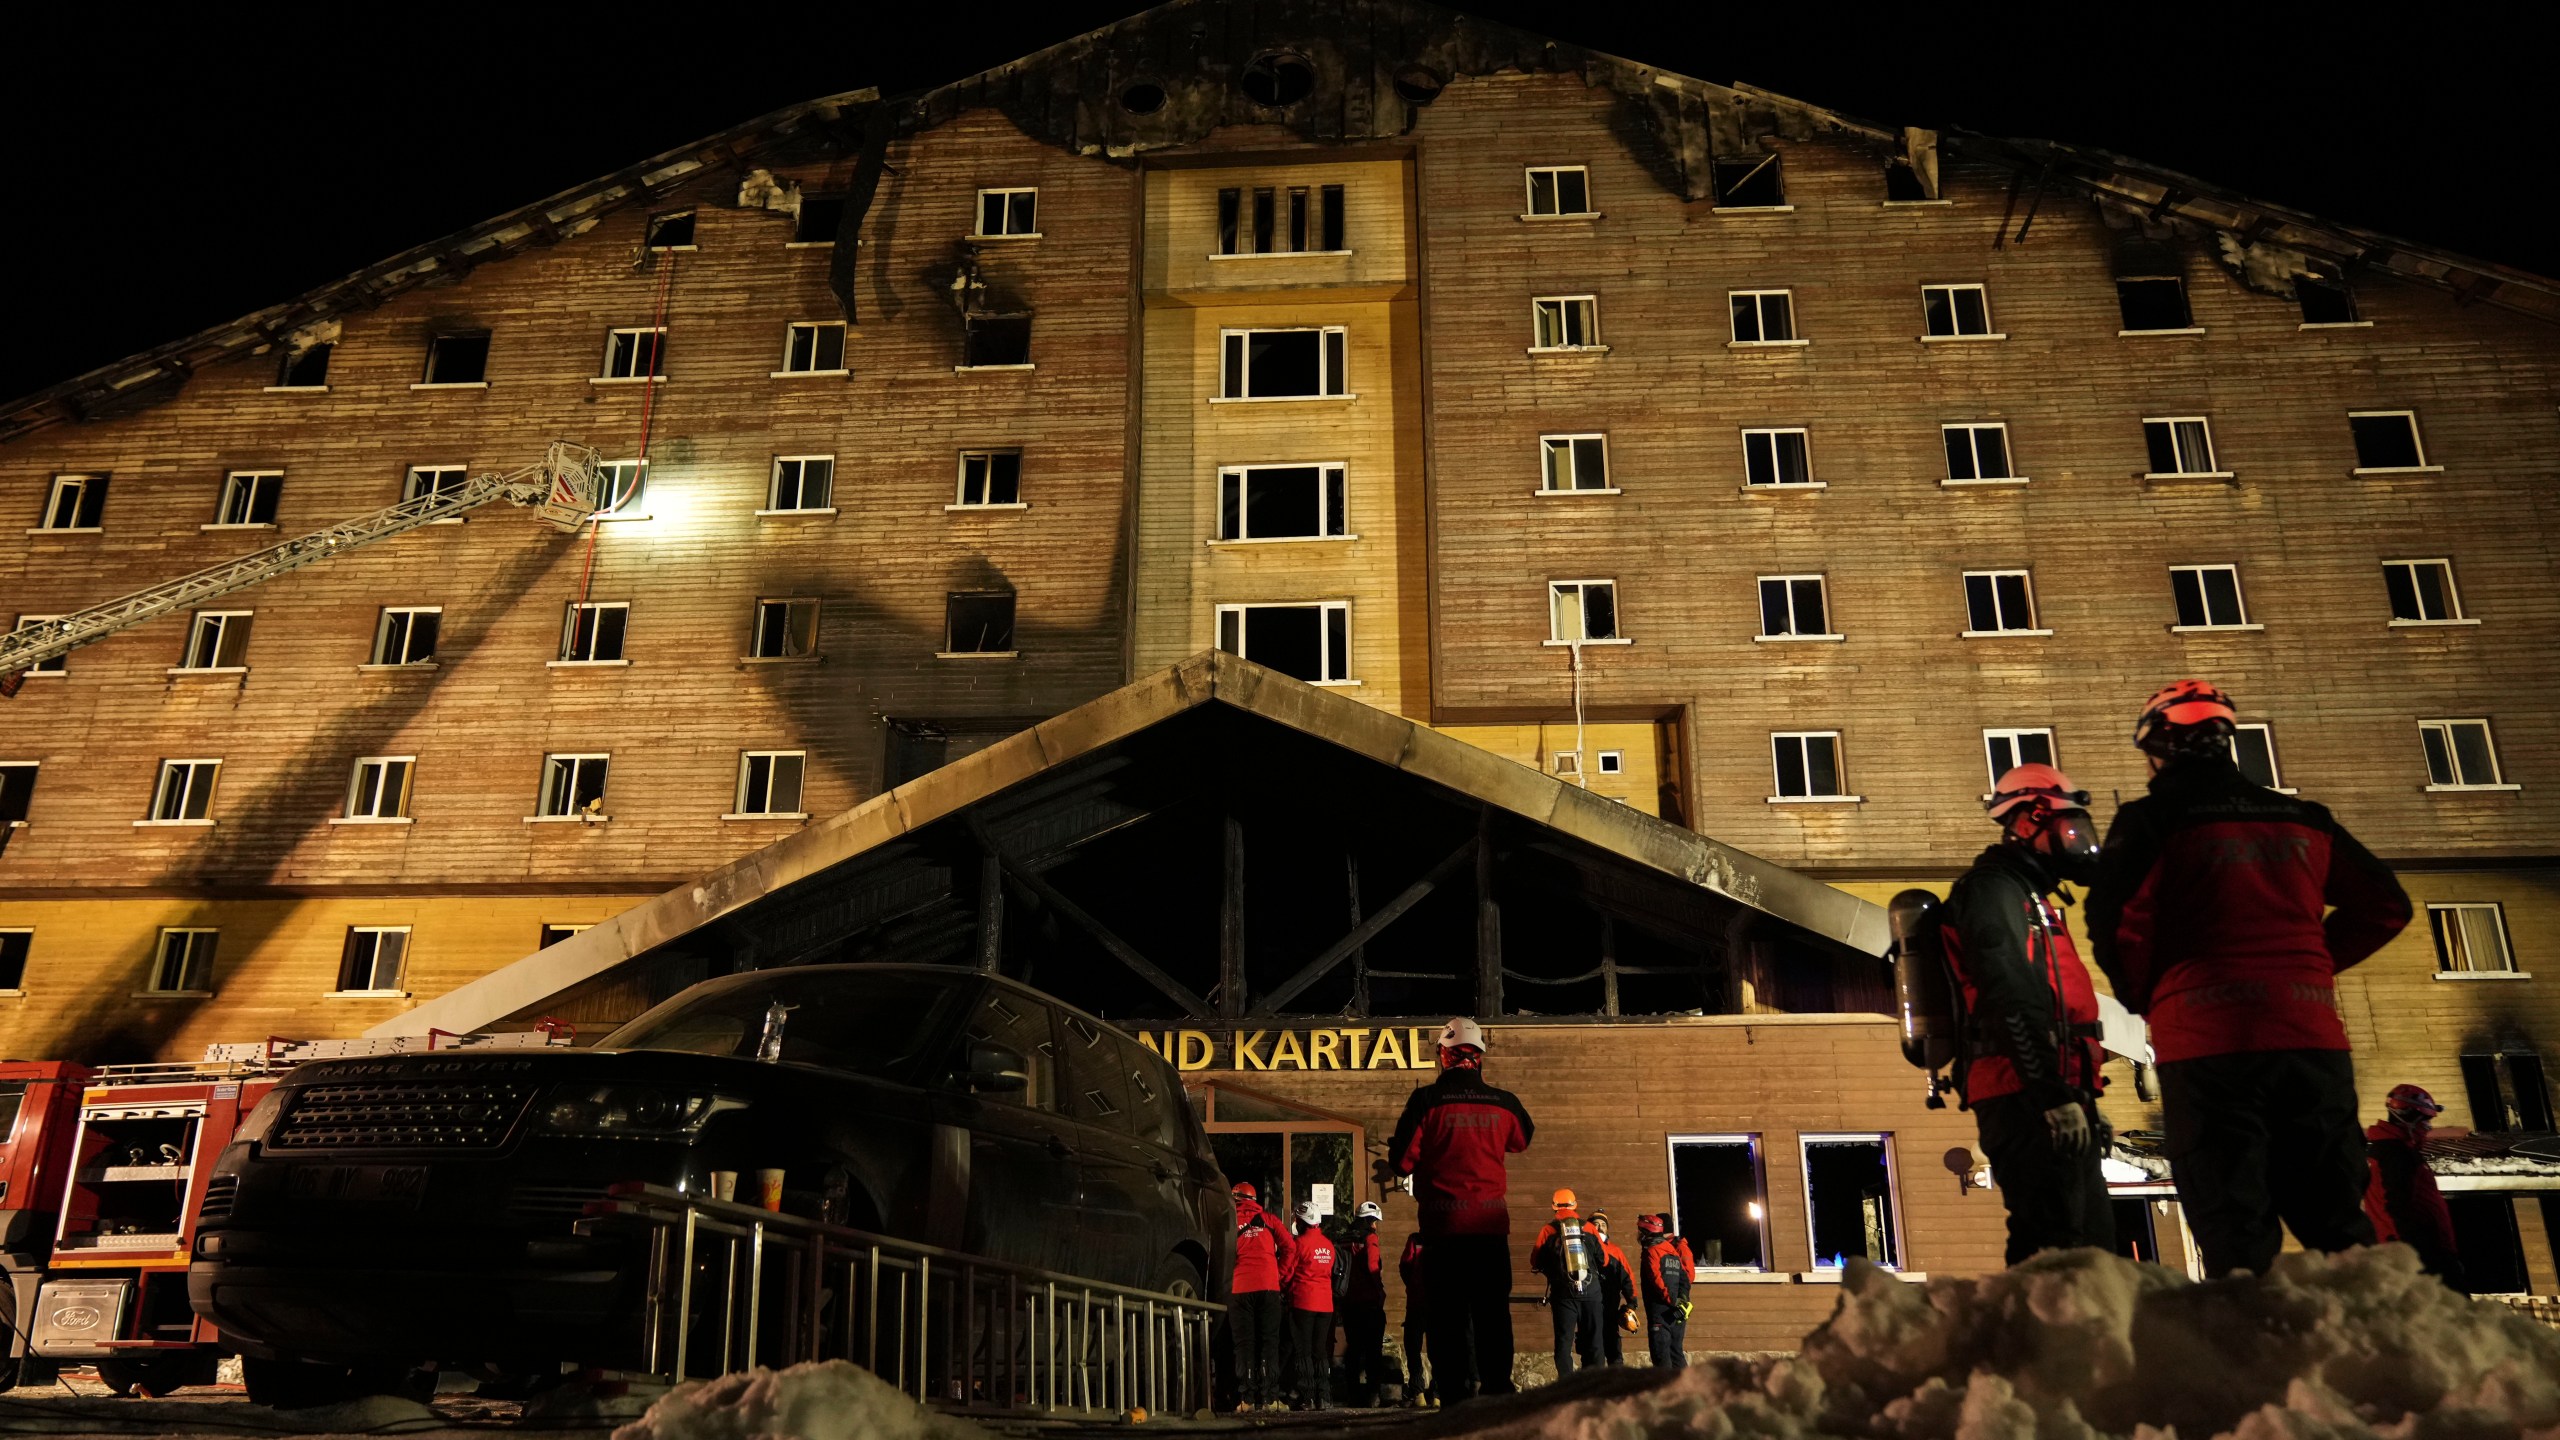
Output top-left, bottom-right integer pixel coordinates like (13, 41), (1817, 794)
(0, 441), (602, 694)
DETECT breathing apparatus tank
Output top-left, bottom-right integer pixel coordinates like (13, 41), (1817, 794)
(1888, 889), (1961, 1107)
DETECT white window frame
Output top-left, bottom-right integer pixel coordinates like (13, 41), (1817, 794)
(2420, 719), (2516, 792)
(2430, 903), (2523, 979)
(1538, 434), (1614, 494)
(1798, 1132), (1906, 1274)
(1213, 182), (1350, 257)
(775, 321), (848, 377)
(1755, 574), (1839, 642)
(2168, 564), (2260, 632)
(1941, 423), (2022, 485)
(2382, 558), (2473, 627)
(1215, 326), (1352, 402)
(550, 600), (630, 667)
(1215, 463), (1350, 542)
(145, 929), (218, 996)
(1214, 601), (1355, 685)
(763, 456), (836, 516)
(1530, 295), (1603, 353)
(1961, 570), (2048, 638)
(1664, 1132), (1773, 1276)
(1740, 428), (1819, 489)
(1769, 731), (1857, 804)
(532, 753), (612, 822)
(1552, 751), (1581, 777)
(597, 326), (669, 383)
(953, 450), (1027, 510)
(592, 460), (648, 520)
(173, 611), (253, 673)
(14, 615), (67, 675)
(2232, 722), (2294, 794)
(748, 597), (821, 661)
(539, 923), (593, 948)
(2349, 409), (2440, 475)
(1595, 750), (1625, 776)
(974, 187), (1040, 239)
(332, 926), (412, 997)
(2142, 416), (2228, 480)
(1545, 580), (1626, 646)
(1919, 283), (2002, 341)
(402, 464), (471, 525)
(1981, 728), (2057, 789)
(209, 470), (283, 530)
(37, 474), (105, 532)
(366, 606), (440, 669)
(1522, 165), (1596, 219)
(1727, 289), (1802, 347)
(729, 750), (809, 820)
(140, 760), (220, 826)
(341, 756), (416, 823)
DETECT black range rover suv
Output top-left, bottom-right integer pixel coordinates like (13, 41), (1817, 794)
(189, 965), (1226, 1380)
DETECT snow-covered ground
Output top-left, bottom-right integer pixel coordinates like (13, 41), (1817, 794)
(613, 1361), (994, 1440)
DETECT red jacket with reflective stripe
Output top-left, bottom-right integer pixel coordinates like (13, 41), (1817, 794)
(1939, 846), (2106, 1108)
(1286, 1225), (1339, 1312)
(2087, 755), (2410, 1063)
(1389, 1068), (1535, 1237)
(1231, 1200), (1298, 1294)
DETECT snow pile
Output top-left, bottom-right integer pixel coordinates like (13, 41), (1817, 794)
(612, 1361), (995, 1440)
(1532, 1246), (2560, 1440)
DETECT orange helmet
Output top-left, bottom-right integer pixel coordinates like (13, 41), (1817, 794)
(2134, 679), (2237, 756)
(1986, 763), (2091, 823)
(1552, 1188), (1577, 1210)
(1231, 1181), (1257, 1201)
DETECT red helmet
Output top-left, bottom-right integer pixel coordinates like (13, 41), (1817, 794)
(1231, 1180), (1257, 1201)
(2134, 680), (2237, 756)
(1638, 1213), (1667, 1235)
(1986, 763), (2091, 823)
(2385, 1084), (2442, 1120)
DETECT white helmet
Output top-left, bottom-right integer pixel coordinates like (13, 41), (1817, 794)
(1438, 1017), (1486, 1052)
(1297, 1201), (1323, 1225)
(1356, 1200), (1383, 1220)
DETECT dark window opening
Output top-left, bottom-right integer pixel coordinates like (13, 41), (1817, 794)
(795, 196), (845, 243)
(1220, 465), (1343, 539)
(2172, 567), (2245, 627)
(2385, 561), (2459, 622)
(2298, 277), (2358, 325)
(2461, 1054), (2508, 1131)
(2233, 727), (2281, 790)
(2447, 1195), (2529, 1295)
(2351, 413), (2425, 469)
(2112, 1198), (2161, 1263)
(1215, 604), (1346, 683)
(1528, 167), (1592, 216)
(605, 329), (667, 379)
(0, 932), (27, 990)
(785, 323), (846, 372)
(964, 315), (1031, 368)
(946, 592), (1016, 653)
(0, 764), (36, 825)
(1391, 67), (1445, 105)
(538, 924), (587, 949)
(1883, 160), (1930, 202)
(1742, 430), (1812, 487)
(646, 211), (696, 249)
(560, 603), (627, 663)
(959, 451), (1022, 506)
(978, 190), (1037, 237)
(1222, 328), (1343, 398)
(41, 477), (107, 530)
(538, 756), (610, 818)
(337, 929), (408, 992)
(2116, 278), (2192, 332)
(1321, 185), (1346, 250)
(372, 609), (439, 665)
(1218, 188), (1241, 254)
(1715, 156), (1784, 208)
(1670, 1139), (1766, 1269)
(423, 332), (490, 385)
(277, 344), (331, 388)
(1965, 572), (2036, 633)
(217, 473), (282, 526)
(1758, 577), (1827, 637)
(1288, 187), (1308, 252)
(2511, 1054), (2552, 1132)
(1772, 733), (1844, 799)
(1120, 82), (1167, 116)
(1923, 285), (1992, 337)
(751, 599), (819, 659)
(736, 752), (805, 815)
(1240, 53), (1316, 108)
(1803, 1138), (1899, 1268)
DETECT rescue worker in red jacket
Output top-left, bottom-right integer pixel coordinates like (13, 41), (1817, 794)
(2088, 680), (2411, 1278)
(1396, 1232), (1429, 1406)
(1339, 1200), (1390, 1404)
(2366, 1083), (2465, 1290)
(1942, 763), (2115, 1262)
(1530, 1189), (1604, 1376)
(1587, 1212), (1636, 1366)
(1284, 1203), (1339, 1409)
(1636, 1213), (1690, 1371)
(1389, 1017), (1533, 1404)
(1227, 1181), (1298, 1412)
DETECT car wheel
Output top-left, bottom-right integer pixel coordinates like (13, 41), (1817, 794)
(1152, 1254), (1205, 1300)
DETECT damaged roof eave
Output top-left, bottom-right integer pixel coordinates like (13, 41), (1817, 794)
(365, 650), (1890, 1040)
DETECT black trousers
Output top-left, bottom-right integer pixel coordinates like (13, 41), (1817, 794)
(1340, 1305), (1387, 1398)
(1599, 1290), (1626, 1366)
(2159, 1047), (2376, 1278)
(1644, 1300), (1686, 1370)
(1229, 1290), (1283, 1405)
(1547, 1286), (1601, 1375)
(1401, 1320), (1428, 1398)
(1420, 1234), (1515, 1403)
(1287, 1307), (1333, 1404)
(1974, 1092), (2116, 1264)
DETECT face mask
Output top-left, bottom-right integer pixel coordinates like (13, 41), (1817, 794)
(2037, 810), (2102, 884)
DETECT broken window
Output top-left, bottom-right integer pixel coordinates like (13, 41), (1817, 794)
(1741, 428), (1814, 487)
(2460, 1054), (2508, 1130)
(2171, 565), (2249, 629)
(2142, 418), (2219, 477)
(781, 322), (847, 373)
(148, 930), (217, 993)
(2512, 1055), (2552, 1131)
(149, 760), (220, 822)
(422, 332), (489, 385)
(558, 602), (628, 663)
(1524, 166), (1593, 217)
(1216, 602), (1351, 683)
(1548, 580), (1619, 642)
(2233, 723), (2284, 790)
(1668, 1135), (1767, 1271)
(1532, 295), (1598, 349)
(1983, 728), (2056, 786)
(1771, 733), (1847, 800)
(13, 616), (66, 674)
(1757, 575), (1830, 638)
(593, 461), (646, 517)
(957, 451), (1023, 507)
(944, 592), (1017, 654)
(2350, 411), (2428, 470)
(0, 764), (36, 825)
(646, 211), (696, 249)
(179, 612), (253, 670)
(749, 598), (820, 659)
(734, 751), (806, 816)
(1921, 284), (1994, 338)
(1802, 1135), (1900, 1268)
(2116, 277), (2192, 332)
(1942, 424), (2015, 482)
(0, 931), (27, 991)
(767, 456), (835, 512)
(2383, 559), (2464, 624)
(1217, 184), (1347, 255)
(976, 188), (1039, 238)
(345, 754), (413, 821)
(1963, 571), (2039, 634)
(794, 196), (845, 244)
(2420, 719), (2504, 789)
(963, 314), (1032, 368)
(404, 465), (469, 506)
(1219, 327), (1348, 398)
(371, 607), (439, 666)
(2297, 277), (2358, 325)
(1883, 160), (1930, 202)
(1218, 464), (1347, 540)
(602, 327), (668, 380)
(1239, 52), (1316, 108)
(214, 471), (282, 527)
(1729, 290), (1796, 344)
(1540, 435), (1611, 492)
(337, 928), (409, 993)
(276, 343), (331, 388)
(39, 475), (106, 530)
(537, 754), (611, 818)
(1715, 155), (1785, 208)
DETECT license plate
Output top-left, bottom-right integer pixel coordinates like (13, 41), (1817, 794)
(285, 1165), (428, 1208)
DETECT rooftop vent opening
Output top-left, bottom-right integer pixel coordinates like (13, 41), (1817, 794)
(1392, 66), (1446, 105)
(1241, 52), (1316, 108)
(1120, 81), (1168, 116)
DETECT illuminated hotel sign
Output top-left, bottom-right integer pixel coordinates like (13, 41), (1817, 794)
(1132, 1026), (1441, 1072)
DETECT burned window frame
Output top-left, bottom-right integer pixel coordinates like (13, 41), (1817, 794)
(792, 195), (846, 246)
(274, 343), (332, 389)
(0, 762), (38, 826)
(1799, 1132), (1905, 1270)
(419, 331), (491, 386)
(1665, 1133), (1772, 1274)
(960, 314), (1034, 370)
(645, 211), (697, 251)
(943, 591), (1019, 656)
(0, 929), (28, 991)
(1713, 154), (1786, 209)
(2115, 276), (2195, 334)
(748, 597), (821, 660)
(2297, 276), (2361, 326)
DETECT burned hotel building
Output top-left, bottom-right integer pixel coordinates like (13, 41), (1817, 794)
(3, 0), (2558, 1340)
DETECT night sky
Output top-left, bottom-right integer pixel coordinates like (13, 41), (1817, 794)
(6, 4), (2549, 407)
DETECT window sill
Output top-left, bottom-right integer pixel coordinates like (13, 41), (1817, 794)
(590, 512), (653, 523)
(132, 819), (215, 828)
(262, 384), (330, 393)
(1960, 629), (2054, 639)
(2140, 472), (2237, 485)
(1543, 637), (1632, 647)
(1210, 249), (1354, 260)
(755, 507), (838, 518)
(2434, 970), (2531, 982)
(26, 527), (102, 535)
(2118, 327), (2206, 337)
(2425, 783), (2521, 794)
(1714, 205), (1797, 215)
(422, 516), (467, 526)
(590, 376), (667, 386)
(325, 989), (412, 999)
(1919, 332), (2008, 343)
(1942, 476), (2031, 487)
(327, 816), (415, 826)
(1741, 482), (1827, 493)
(784, 240), (836, 249)
(738, 654), (824, 665)
(1311, 678), (1363, 689)
(0, 989), (22, 998)
(200, 522), (279, 532)
(1518, 211), (1603, 223)
(769, 369), (850, 380)
(2353, 466), (2444, 476)
(1881, 199), (1954, 208)
(1768, 795), (1863, 805)
(547, 659), (632, 669)
(648, 245), (700, 253)
(936, 650), (1021, 660)
(2389, 618), (2481, 628)
(1755, 634), (1845, 644)
(12, 672), (60, 680)
(722, 812), (811, 821)
(1205, 534), (1360, 547)
(525, 814), (612, 824)
(1526, 345), (1612, 357)
(2300, 321), (2373, 330)
(971, 231), (1043, 242)
(1536, 487), (1621, 497)
(1795, 1269), (1921, 1283)
(946, 502), (1030, 512)
(1728, 339), (1809, 350)
(410, 381), (490, 391)
(954, 364), (1036, 374)
(165, 666), (248, 677)
(357, 661), (439, 673)
(2170, 623), (2265, 634)
(1691, 1271), (1789, 1283)
(1207, 393), (1357, 405)
(134, 990), (214, 1000)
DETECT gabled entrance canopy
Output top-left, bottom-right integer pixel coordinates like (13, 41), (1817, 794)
(373, 652), (1889, 1039)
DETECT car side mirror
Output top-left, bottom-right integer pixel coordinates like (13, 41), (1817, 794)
(966, 1044), (1029, 1093)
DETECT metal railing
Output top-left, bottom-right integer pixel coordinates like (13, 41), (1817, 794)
(578, 1184), (1222, 1416)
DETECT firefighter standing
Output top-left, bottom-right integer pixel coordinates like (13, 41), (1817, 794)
(1397, 1232), (1429, 1406)
(1339, 1200), (1390, 1404)
(1284, 1203), (1339, 1409)
(1588, 1212), (1636, 1367)
(1636, 1214), (1689, 1371)
(1227, 1181), (1297, 1412)
(2366, 1084), (2465, 1290)
(1389, 1017), (1534, 1404)
(1530, 1190), (1603, 1377)
(2088, 680), (2412, 1278)
(1942, 763), (2116, 1261)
